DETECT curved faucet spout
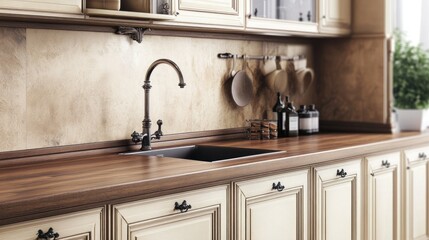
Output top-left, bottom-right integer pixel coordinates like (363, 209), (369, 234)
(144, 59), (186, 89)
(140, 59), (186, 151)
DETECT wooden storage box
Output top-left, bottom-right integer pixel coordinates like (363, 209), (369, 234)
(87, 0), (120, 10)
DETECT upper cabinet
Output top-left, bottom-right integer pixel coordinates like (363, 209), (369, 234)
(353, 0), (393, 36)
(0, 0), (82, 16)
(0, 0), (351, 36)
(159, 0), (245, 29)
(245, 0), (318, 34)
(319, 0), (351, 35)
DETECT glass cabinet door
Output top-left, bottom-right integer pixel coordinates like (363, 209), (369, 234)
(250, 0), (316, 23)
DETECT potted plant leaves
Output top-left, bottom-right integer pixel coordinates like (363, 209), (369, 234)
(393, 31), (429, 131)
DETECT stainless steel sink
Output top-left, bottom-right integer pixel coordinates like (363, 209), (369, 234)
(123, 145), (285, 162)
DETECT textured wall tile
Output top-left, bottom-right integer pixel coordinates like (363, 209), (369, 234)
(0, 28), (26, 151)
(317, 38), (386, 123)
(26, 29), (145, 148)
(1, 27), (314, 150)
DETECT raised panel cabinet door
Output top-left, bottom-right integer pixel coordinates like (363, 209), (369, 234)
(314, 159), (361, 240)
(113, 185), (228, 240)
(0, 208), (103, 240)
(0, 0), (82, 14)
(404, 146), (429, 240)
(319, 0), (351, 34)
(365, 152), (401, 240)
(167, 0), (244, 28)
(234, 169), (309, 240)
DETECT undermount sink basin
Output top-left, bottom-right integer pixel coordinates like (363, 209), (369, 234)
(123, 145), (285, 162)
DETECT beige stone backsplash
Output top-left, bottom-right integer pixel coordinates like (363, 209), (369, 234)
(0, 27), (316, 151)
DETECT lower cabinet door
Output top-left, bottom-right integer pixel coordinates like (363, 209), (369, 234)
(404, 147), (429, 240)
(314, 159), (361, 240)
(0, 208), (103, 240)
(365, 152), (401, 240)
(113, 185), (228, 240)
(233, 169), (309, 240)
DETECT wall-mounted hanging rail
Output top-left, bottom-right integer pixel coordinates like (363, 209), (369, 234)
(217, 52), (305, 61)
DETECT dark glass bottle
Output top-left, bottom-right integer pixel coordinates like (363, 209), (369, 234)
(272, 93), (286, 137)
(298, 105), (312, 135)
(308, 104), (319, 133)
(286, 101), (299, 137)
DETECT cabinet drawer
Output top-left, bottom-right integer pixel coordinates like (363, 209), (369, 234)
(0, 208), (103, 240)
(404, 146), (429, 165)
(233, 169), (309, 240)
(113, 185), (228, 240)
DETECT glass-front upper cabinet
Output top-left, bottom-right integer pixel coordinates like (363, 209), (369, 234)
(246, 0), (318, 34)
(251, 0), (316, 22)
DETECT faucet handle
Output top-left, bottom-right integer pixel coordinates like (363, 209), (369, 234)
(131, 131), (143, 144)
(151, 120), (163, 140)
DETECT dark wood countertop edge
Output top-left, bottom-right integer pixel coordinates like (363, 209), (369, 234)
(1, 132), (429, 225)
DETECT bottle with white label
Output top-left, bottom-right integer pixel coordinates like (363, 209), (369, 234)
(308, 104), (319, 133)
(298, 105), (312, 135)
(286, 101), (299, 137)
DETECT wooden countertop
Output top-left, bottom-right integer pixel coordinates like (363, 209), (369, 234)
(1, 131), (429, 224)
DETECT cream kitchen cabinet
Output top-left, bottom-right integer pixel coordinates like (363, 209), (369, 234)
(233, 169), (309, 240)
(314, 159), (361, 240)
(319, 0), (351, 35)
(365, 152), (401, 240)
(113, 185), (228, 240)
(403, 146), (429, 240)
(159, 0), (245, 29)
(0, 0), (82, 16)
(0, 208), (103, 240)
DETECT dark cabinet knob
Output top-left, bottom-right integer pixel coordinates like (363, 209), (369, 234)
(272, 182), (285, 192)
(336, 169), (347, 178)
(174, 200), (192, 213)
(37, 228), (59, 240)
(382, 160), (391, 168)
(418, 152), (427, 160)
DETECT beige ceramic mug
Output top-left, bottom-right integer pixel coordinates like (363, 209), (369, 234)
(261, 58), (278, 76)
(294, 68), (314, 95)
(265, 57), (288, 93)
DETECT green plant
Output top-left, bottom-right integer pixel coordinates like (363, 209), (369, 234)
(393, 31), (429, 109)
